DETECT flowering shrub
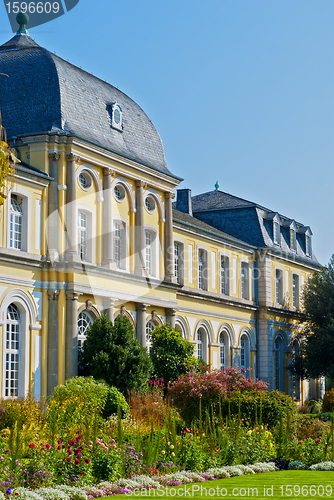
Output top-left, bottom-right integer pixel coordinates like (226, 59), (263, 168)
(309, 461), (334, 470)
(168, 368), (268, 424)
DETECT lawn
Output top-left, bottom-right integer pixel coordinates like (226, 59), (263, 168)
(111, 472), (334, 500)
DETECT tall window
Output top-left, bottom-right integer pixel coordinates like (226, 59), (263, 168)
(219, 332), (225, 370)
(241, 263), (249, 299)
(77, 311), (93, 349)
(113, 221), (122, 268)
(146, 320), (156, 352)
(273, 222), (280, 245)
(290, 228), (296, 251)
(145, 231), (152, 275)
(10, 195), (23, 250)
(274, 336), (284, 392)
(240, 334), (250, 376)
(305, 235), (311, 257)
(292, 274), (299, 308)
(174, 243), (181, 283)
(78, 211), (88, 261)
(5, 304), (20, 398)
(275, 269), (283, 304)
(198, 250), (206, 290)
(197, 331), (203, 360)
(220, 256), (229, 295)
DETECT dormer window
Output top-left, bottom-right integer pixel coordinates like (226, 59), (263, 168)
(305, 234), (311, 257)
(290, 228), (296, 251)
(111, 103), (123, 131)
(273, 221), (280, 245)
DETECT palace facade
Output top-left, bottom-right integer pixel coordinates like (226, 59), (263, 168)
(0, 21), (322, 402)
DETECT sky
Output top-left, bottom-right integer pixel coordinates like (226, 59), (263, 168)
(1, 0), (333, 265)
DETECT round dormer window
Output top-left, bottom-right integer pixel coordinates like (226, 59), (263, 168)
(145, 195), (156, 213)
(114, 184), (126, 202)
(78, 171), (93, 191)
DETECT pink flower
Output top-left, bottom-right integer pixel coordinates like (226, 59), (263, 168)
(58, 439), (62, 445)
(58, 446), (62, 450)
(45, 444), (51, 450)
(80, 471), (83, 476)
(67, 450), (73, 455)
(75, 459), (80, 465)
(77, 453), (81, 459)
(67, 457), (71, 462)
(76, 435), (82, 443)
(29, 443), (36, 449)
(298, 441), (302, 445)
(292, 435), (295, 440)
(84, 458), (90, 464)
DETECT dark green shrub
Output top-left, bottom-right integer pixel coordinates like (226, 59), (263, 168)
(103, 386), (129, 419)
(322, 389), (334, 413)
(92, 448), (122, 481)
(220, 390), (296, 428)
(82, 315), (153, 394)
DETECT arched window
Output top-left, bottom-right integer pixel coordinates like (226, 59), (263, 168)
(196, 326), (209, 362)
(240, 333), (250, 377)
(77, 311), (93, 349)
(145, 231), (153, 275)
(274, 335), (285, 392)
(146, 320), (156, 352)
(5, 304), (20, 397)
(219, 332), (225, 370)
(197, 331), (203, 360)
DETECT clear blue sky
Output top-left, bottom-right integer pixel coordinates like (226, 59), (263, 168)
(1, 0), (333, 265)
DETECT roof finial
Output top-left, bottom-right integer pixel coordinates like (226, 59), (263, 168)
(214, 181), (219, 191)
(16, 12), (29, 34)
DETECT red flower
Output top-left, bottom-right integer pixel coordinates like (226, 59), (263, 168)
(80, 471), (83, 476)
(77, 453), (81, 459)
(58, 446), (62, 451)
(67, 457), (71, 462)
(67, 450), (73, 455)
(76, 435), (82, 443)
(58, 439), (62, 445)
(75, 459), (80, 465)
(45, 444), (51, 450)
(84, 458), (90, 464)
(28, 443), (36, 449)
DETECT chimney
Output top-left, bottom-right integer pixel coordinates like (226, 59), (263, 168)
(176, 189), (192, 216)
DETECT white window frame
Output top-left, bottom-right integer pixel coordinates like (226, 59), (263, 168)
(219, 332), (225, 370)
(273, 221), (280, 245)
(292, 273), (300, 309)
(240, 261), (250, 300)
(7, 188), (31, 253)
(196, 326), (209, 363)
(275, 268), (284, 305)
(144, 226), (159, 278)
(112, 216), (128, 271)
(220, 253), (230, 295)
(173, 238), (186, 285)
(290, 227), (297, 251)
(305, 234), (312, 257)
(77, 205), (95, 263)
(77, 310), (93, 349)
(197, 245), (209, 291)
(240, 333), (250, 377)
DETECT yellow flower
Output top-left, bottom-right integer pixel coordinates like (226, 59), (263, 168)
(247, 430), (252, 436)
(161, 450), (165, 455)
(170, 444), (174, 449)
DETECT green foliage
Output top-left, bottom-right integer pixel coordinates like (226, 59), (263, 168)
(92, 448), (122, 482)
(82, 315), (153, 394)
(150, 324), (198, 385)
(102, 385), (129, 419)
(291, 256), (334, 379)
(220, 391), (296, 428)
(47, 377), (108, 435)
(322, 389), (334, 413)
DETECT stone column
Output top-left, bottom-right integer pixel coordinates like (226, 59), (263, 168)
(65, 153), (80, 263)
(164, 192), (175, 282)
(65, 291), (80, 380)
(103, 297), (115, 322)
(136, 303), (148, 347)
(102, 168), (115, 268)
(166, 308), (177, 328)
(135, 180), (146, 276)
(48, 153), (60, 263)
(47, 289), (59, 395)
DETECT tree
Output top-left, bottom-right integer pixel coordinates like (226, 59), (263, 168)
(149, 324), (198, 386)
(291, 255), (334, 380)
(0, 111), (16, 205)
(81, 314), (153, 394)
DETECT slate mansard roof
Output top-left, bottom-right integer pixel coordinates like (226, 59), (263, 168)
(191, 190), (318, 265)
(0, 33), (174, 177)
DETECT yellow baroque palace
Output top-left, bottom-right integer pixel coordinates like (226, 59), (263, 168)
(0, 19), (322, 402)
